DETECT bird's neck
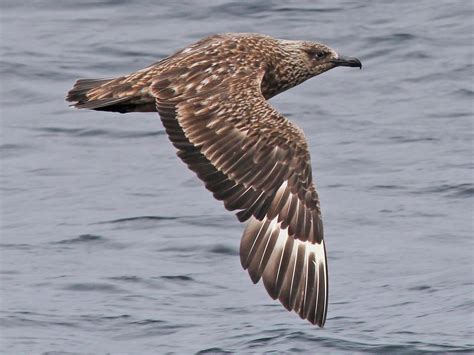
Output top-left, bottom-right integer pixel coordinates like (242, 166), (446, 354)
(261, 51), (311, 99)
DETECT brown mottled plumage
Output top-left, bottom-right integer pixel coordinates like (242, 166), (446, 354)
(66, 33), (361, 327)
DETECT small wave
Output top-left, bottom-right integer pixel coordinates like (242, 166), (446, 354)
(367, 32), (416, 45)
(76, 313), (132, 326)
(208, 244), (239, 256)
(161, 275), (194, 282)
(92, 45), (159, 60)
(98, 314), (131, 320)
(63, 282), (123, 293)
(430, 111), (471, 119)
(54, 234), (103, 244)
(413, 183), (474, 198)
(404, 50), (431, 59)
(388, 135), (440, 143)
(451, 88), (474, 97)
(372, 184), (406, 190)
(0, 243), (32, 250)
(180, 215), (236, 229)
(379, 208), (397, 214)
(408, 285), (432, 292)
(1, 313), (78, 330)
(64, 0), (130, 10)
(107, 275), (143, 283)
(274, 5), (344, 13)
(326, 183), (345, 188)
(253, 331), (472, 353)
(211, 2), (271, 18)
(117, 319), (188, 339)
(34, 126), (164, 139)
(0, 143), (30, 151)
(411, 211), (446, 218)
(196, 348), (233, 354)
(95, 215), (178, 224)
(362, 48), (396, 60)
(129, 319), (166, 325)
(0, 143), (33, 158)
(159, 244), (203, 253)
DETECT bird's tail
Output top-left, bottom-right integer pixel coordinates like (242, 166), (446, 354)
(66, 75), (156, 113)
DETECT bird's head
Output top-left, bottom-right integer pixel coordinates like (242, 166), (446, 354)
(276, 39), (361, 85)
(300, 41), (361, 74)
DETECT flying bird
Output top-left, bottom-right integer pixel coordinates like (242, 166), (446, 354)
(66, 33), (361, 327)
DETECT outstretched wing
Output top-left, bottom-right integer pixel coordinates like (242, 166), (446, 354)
(150, 64), (328, 327)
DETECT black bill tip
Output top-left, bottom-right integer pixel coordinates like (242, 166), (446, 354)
(331, 55), (362, 69)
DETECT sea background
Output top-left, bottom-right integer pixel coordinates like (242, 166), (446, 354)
(1, 0), (472, 353)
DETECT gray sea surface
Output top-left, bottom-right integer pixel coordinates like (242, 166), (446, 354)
(1, 0), (473, 353)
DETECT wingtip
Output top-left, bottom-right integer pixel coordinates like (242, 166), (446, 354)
(241, 215), (328, 328)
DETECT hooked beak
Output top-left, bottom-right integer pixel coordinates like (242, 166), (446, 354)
(331, 55), (362, 69)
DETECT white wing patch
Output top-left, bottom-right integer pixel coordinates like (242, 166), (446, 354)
(239, 181), (328, 326)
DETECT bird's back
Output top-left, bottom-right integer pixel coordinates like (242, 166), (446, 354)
(66, 33), (279, 113)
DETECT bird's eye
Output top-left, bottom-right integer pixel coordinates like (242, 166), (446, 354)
(314, 51), (325, 59)
(306, 48), (328, 60)
(307, 49), (326, 60)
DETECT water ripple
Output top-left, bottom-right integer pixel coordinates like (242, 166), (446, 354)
(413, 183), (474, 198)
(62, 282), (123, 293)
(208, 244), (239, 256)
(34, 126), (165, 139)
(94, 215), (178, 224)
(54, 234), (104, 244)
(160, 275), (194, 282)
(196, 348), (233, 354)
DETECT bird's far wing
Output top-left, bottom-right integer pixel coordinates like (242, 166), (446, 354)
(150, 66), (328, 327)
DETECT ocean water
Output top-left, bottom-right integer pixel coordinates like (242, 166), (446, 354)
(1, 0), (473, 353)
